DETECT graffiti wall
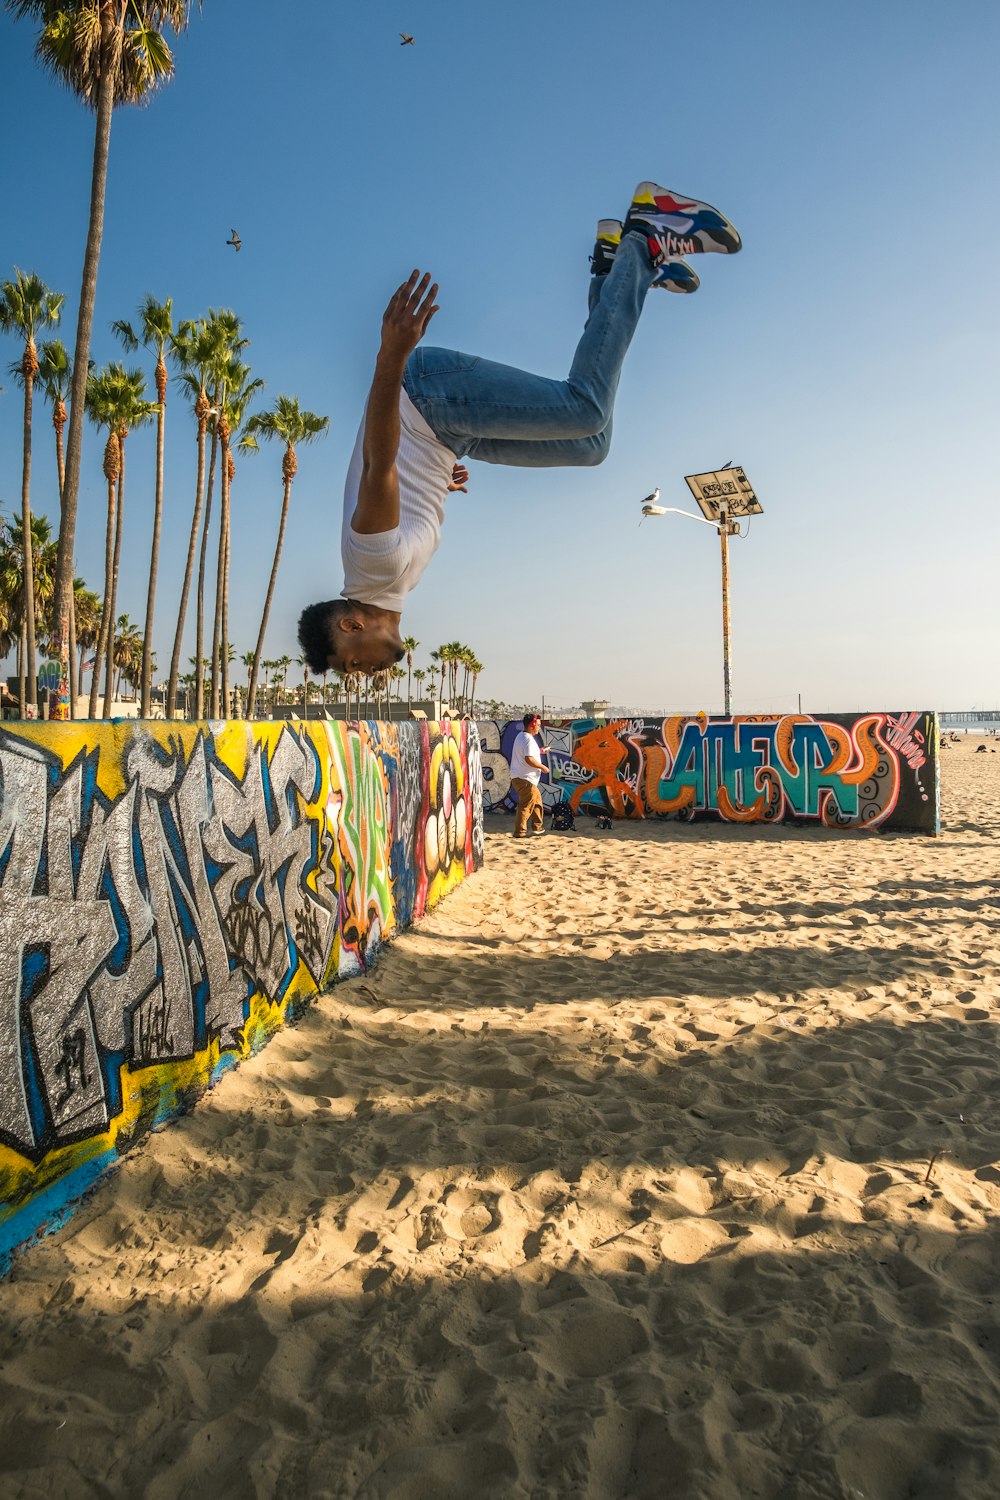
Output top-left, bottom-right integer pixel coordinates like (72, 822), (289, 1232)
(479, 712), (938, 833)
(0, 718), (483, 1269)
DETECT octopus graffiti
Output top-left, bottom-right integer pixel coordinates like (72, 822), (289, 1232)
(0, 717), (483, 1269)
(479, 712), (938, 833)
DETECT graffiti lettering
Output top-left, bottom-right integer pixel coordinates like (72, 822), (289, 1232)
(295, 902), (324, 971)
(223, 901), (282, 987)
(1, 718), (482, 1270)
(134, 991), (174, 1067)
(476, 713), (938, 834)
(54, 1030), (89, 1110)
(884, 711), (929, 771)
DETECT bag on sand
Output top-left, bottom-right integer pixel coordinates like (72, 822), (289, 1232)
(595, 815), (613, 830)
(550, 801), (575, 831)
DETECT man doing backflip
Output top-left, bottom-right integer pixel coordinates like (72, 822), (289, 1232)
(298, 181), (741, 677)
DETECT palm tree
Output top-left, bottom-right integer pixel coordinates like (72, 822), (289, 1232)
(0, 268), (64, 710)
(213, 359), (263, 717)
(73, 576), (102, 699)
(0, 511), (58, 704)
(10, 0), (202, 719)
(84, 371), (120, 716)
(241, 395), (329, 716)
(295, 654), (311, 717)
(259, 657), (276, 715)
(447, 641), (464, 706)
(112, 295), (173, 717)
(35, 337), (72, 500)
(187, 654), (209, 713)
(390, 663), (405, 707)
(430, 647), (442, 705)
(36, 338), (80, 712)
(30, 517), (59, 658)
(0, 517), (19, 668)
(240, 649), (255, 712)
(457, 646), (481, 714)
(413, 666), (427, 707)
(343, 670), (360, 722)
(434, 645), (448, 704)
(277, 654), (292, 707)
(467, 653), (483, 715)
(194, 313), (248, 718)
(166, 313), (225, 717)
(178, 668), (196, 717)
(401, 634), (418, 710)
(112, 612), (142, 699)
(85, 362), (157, 716)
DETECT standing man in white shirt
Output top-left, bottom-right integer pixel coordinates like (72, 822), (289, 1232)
(509, 712), (550, 839)
(296, 179), (741, 679)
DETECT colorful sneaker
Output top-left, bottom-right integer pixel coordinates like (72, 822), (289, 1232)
(590, 218), (699, 293)
(651, 258), (700, 293)
(589, 218), (622, 275)
(624, 181), (741, 254)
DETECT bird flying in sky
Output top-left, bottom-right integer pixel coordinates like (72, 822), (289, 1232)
(226, 229), (242, 252)
(400, 33), (414, 46)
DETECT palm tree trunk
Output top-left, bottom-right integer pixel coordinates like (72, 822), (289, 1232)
(246, 470), (294, 715)
(210, 460), (224, 719)
(222, 510), (231, 717)
(52, 4), (116, 720)
(67, 597), (78, 719)
(53, 412), (78, 719)
(141, 359), (167, 717)
(18, 620), (26, 718)
(89, 472), (116, 718)
(195, 409), (220, 718)
(103, 450), (125, 718)
(211, 432), (231, 719)
(20, 367), (38, 710)
(166, 412), (207, 717)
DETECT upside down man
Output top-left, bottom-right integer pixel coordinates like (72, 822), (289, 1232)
(298, 181), (741, 677)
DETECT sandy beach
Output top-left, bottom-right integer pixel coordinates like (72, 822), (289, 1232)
(2, 742), (999, 1500)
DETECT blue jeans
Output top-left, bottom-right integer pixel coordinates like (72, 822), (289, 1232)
(402, 231), (655, 468)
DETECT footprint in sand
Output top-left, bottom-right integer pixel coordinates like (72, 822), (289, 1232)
(440, 1187), (501, 1241)
(658, 1218), (731, 1263)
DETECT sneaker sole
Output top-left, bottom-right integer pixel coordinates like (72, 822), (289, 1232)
(652, 258), (700, 293)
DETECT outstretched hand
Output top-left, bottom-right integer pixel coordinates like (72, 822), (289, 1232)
(447, 464), (469, 493)
(380, 270), (439, 363)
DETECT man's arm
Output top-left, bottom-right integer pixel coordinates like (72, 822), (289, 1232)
(352, 270), (439, 535)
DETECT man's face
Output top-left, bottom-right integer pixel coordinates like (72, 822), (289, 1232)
(529, 716), (542, 734)
(333, 620), (405, 675)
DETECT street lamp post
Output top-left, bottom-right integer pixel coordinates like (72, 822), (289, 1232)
(641, 467), (762, 716)
(718, 505), (735, 715)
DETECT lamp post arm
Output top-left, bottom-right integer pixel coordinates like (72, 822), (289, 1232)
(651, 506), (723, 530)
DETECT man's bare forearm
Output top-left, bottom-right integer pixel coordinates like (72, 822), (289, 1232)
(351, 270), (439, 536)
(363, 351), (405, 478)
(352, 352), (404, 534)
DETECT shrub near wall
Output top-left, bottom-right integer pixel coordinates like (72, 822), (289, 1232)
(479, 712), (938, 833)
(0, 718), (483, 1270)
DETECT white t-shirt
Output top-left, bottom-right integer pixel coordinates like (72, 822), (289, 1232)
(510, 731), (543, 785)
(341, 389), (457, 612)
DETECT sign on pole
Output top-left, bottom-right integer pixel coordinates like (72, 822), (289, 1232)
(684, 467), (762, 522)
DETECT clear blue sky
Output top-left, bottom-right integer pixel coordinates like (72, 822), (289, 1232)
(2, 0), (998, 712)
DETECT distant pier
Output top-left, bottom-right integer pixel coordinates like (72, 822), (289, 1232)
(940, 710), (1000, 726)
